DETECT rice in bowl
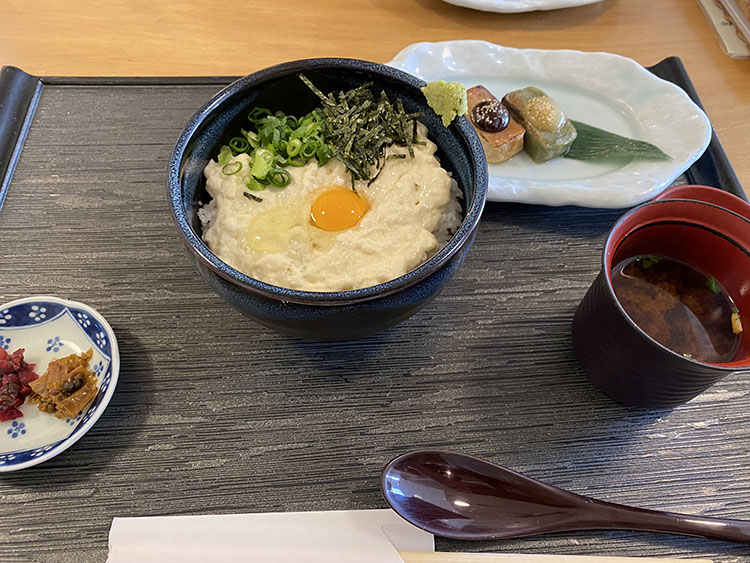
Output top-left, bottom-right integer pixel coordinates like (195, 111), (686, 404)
(199, 123), (462, 292)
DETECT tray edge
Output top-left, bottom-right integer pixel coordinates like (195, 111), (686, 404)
(647, 56), (747, 201)
(0, 66), (43, 212)
(0, 61), (745, 211)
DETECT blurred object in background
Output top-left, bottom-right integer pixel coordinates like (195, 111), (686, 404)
(699, 0), (750, 58)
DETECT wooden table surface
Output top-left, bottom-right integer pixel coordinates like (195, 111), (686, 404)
(0, 0), (748, 195)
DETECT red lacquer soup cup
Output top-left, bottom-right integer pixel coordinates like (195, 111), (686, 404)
(573, 189), (750, 408)
(654, 184), (750, 219)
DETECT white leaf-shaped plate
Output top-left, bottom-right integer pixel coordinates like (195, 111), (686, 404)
(442, 0), (602, 13)
(388, 41), (712, 208)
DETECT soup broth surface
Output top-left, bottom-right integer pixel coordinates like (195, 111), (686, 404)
(611, 255), (740, 363)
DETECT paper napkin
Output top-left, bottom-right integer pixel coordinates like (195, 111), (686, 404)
(107, 508), (434, 562)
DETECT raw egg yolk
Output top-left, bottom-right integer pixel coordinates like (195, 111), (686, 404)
(310, 188), (369, 231)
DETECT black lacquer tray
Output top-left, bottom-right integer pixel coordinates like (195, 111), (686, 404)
(0, 60), (748, 562)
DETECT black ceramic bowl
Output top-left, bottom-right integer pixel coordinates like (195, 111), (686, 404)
(167, 58), (487, 341)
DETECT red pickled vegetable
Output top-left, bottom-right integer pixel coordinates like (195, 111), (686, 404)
(0, 348), (39, 422)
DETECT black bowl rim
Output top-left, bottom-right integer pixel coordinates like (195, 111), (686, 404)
(167, 57), (487, 306)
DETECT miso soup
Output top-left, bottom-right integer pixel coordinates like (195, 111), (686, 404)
(611, 255), (740, 363)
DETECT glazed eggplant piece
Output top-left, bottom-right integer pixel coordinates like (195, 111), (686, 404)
(502, 87), (577, 163)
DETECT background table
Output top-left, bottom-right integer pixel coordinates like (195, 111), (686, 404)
(1, 0), (748, 195)
(1, 1), (749, 562)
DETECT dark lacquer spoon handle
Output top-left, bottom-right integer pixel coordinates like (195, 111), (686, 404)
(582, 498), (750, 544)
(382, 451), (750, 545)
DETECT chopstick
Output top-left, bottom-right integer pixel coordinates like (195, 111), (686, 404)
(399, 552), (713, 563)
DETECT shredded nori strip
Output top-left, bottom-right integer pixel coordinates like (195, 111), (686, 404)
(300, 74), (423, 190)
(243, 192), (263, 202)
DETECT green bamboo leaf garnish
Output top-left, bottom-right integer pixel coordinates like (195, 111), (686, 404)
(300, 74), (423, 190)
(564, 120), (670, 161)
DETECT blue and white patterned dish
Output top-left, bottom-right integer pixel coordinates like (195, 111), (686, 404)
(0, 296), (119, 471)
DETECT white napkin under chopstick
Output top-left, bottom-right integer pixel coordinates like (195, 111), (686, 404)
(107, 508), (433, 562)
(107, 509), (714, 563)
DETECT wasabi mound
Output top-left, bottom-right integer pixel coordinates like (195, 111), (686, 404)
(421, 81), (468, 127)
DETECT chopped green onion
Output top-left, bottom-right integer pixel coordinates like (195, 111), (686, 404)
(216, 76), (424, 196)
(248, 107), (271, 123)
(640, 255), (660, 269)
(217, 146), (233, 165)
(268, 168), (291, 187)
(221, 161), (242, 175)
(251, 148), (274, 179)
(243, 129), (260, 149)
(287, 138), (302, 157)
(316, 144), (332, 165)
(706, 276), (721, 294)
(243, 176), (266, 191)
(229, 137), (250, 153)
(301, 141), (316, 159)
